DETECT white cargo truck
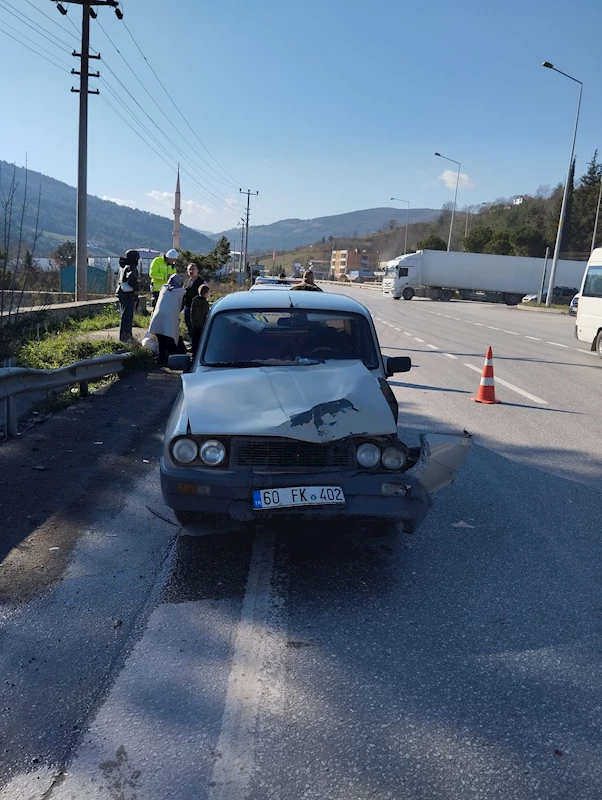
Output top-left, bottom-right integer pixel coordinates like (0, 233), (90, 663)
(382, 250), (586, 305)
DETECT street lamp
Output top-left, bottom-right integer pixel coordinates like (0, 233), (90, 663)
(435, 152), (461, 251)
(542, 62), (582, 307)
(390, 198), (410, 254)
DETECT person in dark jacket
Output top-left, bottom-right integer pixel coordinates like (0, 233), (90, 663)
(182, 263), (204, 337)
(289, 269), (323, 291)
(190, 284), (211, 356)
(116, 249), (140, 342)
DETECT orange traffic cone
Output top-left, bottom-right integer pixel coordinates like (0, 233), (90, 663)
(472, 346), (501, 404)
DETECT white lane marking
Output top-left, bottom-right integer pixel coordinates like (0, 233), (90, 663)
(525, 336), (540, 341)
(547, 341), (569, 348)
(443, 314), (451, 318)
(464, 363), (548, 405)
(394, 327), (401, 332)
(414, 338), (425, 343)
(443, 353), (458, 359)
(502, 330), (519, 335)
(427, 344), (440, 350)
(208, 530), (283, 800)
(473, 323), (485, 327)
(453, 317), (461, 321)
(403, 332), (412, 337)
(488, 326), (501, 330)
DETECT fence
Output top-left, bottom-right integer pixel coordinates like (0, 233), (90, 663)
(0, 352), (132, 439)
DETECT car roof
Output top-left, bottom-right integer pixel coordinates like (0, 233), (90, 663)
(212, 288), (372, 317)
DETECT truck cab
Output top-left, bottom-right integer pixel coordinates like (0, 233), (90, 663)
(382, 255), (420, 300)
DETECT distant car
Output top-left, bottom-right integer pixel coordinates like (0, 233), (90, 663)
(521, 286), (579, 305)
(161, 290), (471, 534)
(250, 276), (302, 290)
(568, 293), (579, 315)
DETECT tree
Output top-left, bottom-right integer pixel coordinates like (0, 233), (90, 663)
(54, 241), (76, 268)
(415, 234), (447, 251)
(177, 236), (231, 280)
(463, 226), (494, 253)
(388, 219), (398, 230)
(484, 231), (513, 255)
(511, 226), (547, 257)
(571, 151), (602, 251)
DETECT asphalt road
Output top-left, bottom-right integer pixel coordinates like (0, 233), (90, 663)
(2, 291), (602, 800)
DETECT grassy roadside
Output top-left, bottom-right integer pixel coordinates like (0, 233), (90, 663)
(520, 302), (570, 312)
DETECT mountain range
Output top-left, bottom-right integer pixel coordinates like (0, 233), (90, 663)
(205, 207), (439, 253)
(0, 160), (215, 257)
(1, 160), (439, 257)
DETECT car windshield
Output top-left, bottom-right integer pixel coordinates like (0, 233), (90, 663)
(201, 309), (379, 368)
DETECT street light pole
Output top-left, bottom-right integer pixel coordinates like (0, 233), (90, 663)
(591, 177), (602, 253)
(390, 198), (410, 254)
(542, 62), (582, 307)
(435, 152), (461, 251)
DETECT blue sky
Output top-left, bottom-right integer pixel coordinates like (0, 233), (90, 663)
(0, 0), (601, 235)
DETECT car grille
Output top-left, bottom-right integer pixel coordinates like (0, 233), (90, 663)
(231, 438), (355, 470)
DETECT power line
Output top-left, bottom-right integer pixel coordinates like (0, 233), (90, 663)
(0, 0), (74, 52)
(0, 20), (71, 70)
(121, 19), (242, 188)
(98, 58), (238, 212)
(99, 77), (238, 217)
(95, 18), (238, 193)
(22, 0), (79, 43)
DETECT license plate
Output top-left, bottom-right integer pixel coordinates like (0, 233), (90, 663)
(253, 486), (345, 510)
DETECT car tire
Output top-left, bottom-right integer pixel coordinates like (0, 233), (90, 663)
(174, 510), (200, 526)
(596, 330), (602, 360)
(402, 288), (415, 301)
(393, 295), (401, 300)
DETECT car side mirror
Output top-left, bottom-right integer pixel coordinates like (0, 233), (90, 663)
(167, 354), (192, 372)
(384, 356), (412, 377)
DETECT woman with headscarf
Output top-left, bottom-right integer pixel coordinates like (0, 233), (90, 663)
(148, 273), (187, 364)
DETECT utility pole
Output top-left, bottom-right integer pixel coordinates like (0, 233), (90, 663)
(239, 189), (258, 285)
(51, 0), (122, 301)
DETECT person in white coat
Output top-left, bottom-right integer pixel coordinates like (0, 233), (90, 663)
(148, 273), (186, 364)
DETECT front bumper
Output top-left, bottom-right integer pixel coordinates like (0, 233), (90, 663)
(160, 432), (472, 531)
(160, 462), (431, 528)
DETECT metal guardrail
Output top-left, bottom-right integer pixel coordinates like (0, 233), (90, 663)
(1, 352), (132, 439)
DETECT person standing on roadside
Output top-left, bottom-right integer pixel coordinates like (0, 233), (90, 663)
(148, 273), (186, 365)
(182, 263), (203, 337)
(116, 249), (140, 343)
(190, 284), (211, 356)
(149, 249), (178, 307)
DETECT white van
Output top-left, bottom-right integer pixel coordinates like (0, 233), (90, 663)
(575, 247), (602, 358)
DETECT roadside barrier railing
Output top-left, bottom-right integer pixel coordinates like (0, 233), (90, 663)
(0, 352), (132, 439)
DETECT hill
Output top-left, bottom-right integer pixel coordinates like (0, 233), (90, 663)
(0, 160), (215, 257)
(212, 207), (439, 253)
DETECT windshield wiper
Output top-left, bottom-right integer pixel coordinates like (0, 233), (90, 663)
(204, 358), (325, 368)
(204, 361), (265, 368)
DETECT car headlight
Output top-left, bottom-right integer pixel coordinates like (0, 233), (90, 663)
(382, 447), (406, 470)
(199, 439), (226, 466)
(172, 437), (198, 464)
(356, 442), (381, 468)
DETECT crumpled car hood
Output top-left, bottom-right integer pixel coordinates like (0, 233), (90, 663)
(177, 360), (397, 443)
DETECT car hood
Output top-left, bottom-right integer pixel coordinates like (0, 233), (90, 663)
(176, 360), (397, 444)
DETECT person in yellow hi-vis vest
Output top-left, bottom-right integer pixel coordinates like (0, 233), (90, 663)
(149, 249), (178, 307)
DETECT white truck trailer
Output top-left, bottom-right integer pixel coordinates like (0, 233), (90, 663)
(382, 249), (586, 305)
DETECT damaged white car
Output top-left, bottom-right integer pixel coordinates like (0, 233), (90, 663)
(161, 291), (471, 533)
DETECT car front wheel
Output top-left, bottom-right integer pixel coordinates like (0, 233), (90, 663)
(596, 330), (602, 359)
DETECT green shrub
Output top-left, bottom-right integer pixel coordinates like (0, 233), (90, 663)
(18, 332), (155, 371)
